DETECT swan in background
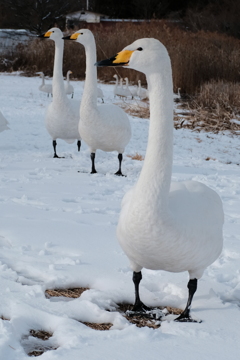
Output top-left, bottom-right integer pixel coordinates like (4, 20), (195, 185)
(63, 29), (131, 175)
(137, 80), (149, 100)
(39, 72), (52, 97)
(96, 38), (224, 322)
(39, 28), (81, 158)
(0, 111), (10, 132)
(123, 77), (133, 99)
(64, 70), (74, 98)
(97, 87), (104, 103)
(113, 74), (120, 98)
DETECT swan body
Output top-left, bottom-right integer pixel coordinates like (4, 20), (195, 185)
(96, 38), (224, 321)
(40, 28), (81, 157)
(39, 72), (52, 97)
(65, 29), (131, 175)
(137, 80), (149, 100)
(123, 77), (133, 98)
(64, 70), (74, 98)
(0, 111), (10, 132)
(113, 75), (129, 98)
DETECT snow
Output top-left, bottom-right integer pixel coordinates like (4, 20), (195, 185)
(0, 72), (240, 359)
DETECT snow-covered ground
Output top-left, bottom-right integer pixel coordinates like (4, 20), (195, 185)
(0, 73), (240, 359)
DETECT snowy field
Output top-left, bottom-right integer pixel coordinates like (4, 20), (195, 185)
(0, 72), (240, 359)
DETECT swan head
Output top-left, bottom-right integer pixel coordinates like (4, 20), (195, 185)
(96, 38), (169, 75)
(40, 27), (63, 42)
(63, 29), (94, 46)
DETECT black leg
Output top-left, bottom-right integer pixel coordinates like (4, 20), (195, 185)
(52, 140), (64, 158)
(77, 140), (81, 152)
(115, 153), (125, 176)
(90, 152), (97, 174)
(175, 278), (201, 322)
(132, 271), (150, 312)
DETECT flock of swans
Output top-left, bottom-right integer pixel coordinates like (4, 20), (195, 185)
(0, 27), (224, 323)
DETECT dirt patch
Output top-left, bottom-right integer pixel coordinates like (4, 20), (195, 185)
(45, 287), (89, 299)
(22, 329), (57, 357)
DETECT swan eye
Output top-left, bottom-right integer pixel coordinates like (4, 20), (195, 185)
(137, 47), (143, 51)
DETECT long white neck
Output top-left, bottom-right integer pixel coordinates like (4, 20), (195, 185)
(52, 39), (66, 101)
(67, 71), (70, 84)
(41, 74), (45, 85)
(81, 37), (98, 112)
(134, 61), (173, 212)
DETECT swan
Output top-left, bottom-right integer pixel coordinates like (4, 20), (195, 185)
(123, 77), (133, 99)
(39, 28), (81, 158)
(0, 111), (10, 132)
(137, 80), (149, 100)
(63, 29), (131, 175)
(38, 72), (52, 97)
(97, 87), (104, 103)
(113, 75), (127, 99)
(64, 70), (74, 98)
(96, 38), (224, 322)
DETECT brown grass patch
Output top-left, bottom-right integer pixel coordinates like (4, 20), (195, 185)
(174, 80), (240, 133)
(0, 315), (10, 321)
(82, 322), (112, 331)
(116, 303), (182, 329)
(118, 102), (150, 119)
(29, 330), (53, 341)
(45, 287), (89, 299)
(23, 329), (57, 357)
(127, 153), (144, 161)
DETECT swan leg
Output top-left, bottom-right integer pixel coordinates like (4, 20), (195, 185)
(90, 152), (97, 174)
(77, 140), (81, 152)
(53, 140), (64, 158)
(115, 153), (125, 176)
(102, 98), (104, 103)
(175, 278), (201, 323)
(132, 271), (150, 312)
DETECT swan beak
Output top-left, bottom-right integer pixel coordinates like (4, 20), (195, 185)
(62, 33), (80, 41)
(95, 50), (134, 67)
(38, 31), (52, 38)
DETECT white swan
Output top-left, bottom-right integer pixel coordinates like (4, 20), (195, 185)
(0, 111), (10, 132)
(97, 87), (104, 103)
(123, 77), (133, 99)
(39, 72), (52, 97)
(113, 75), (128, 99)
(137, 79), (149, 100)
(64, 70), (74, 98)
(96, 38), (224, 322)
(39, 28), (81, 158)
(64, 29), (131, 175)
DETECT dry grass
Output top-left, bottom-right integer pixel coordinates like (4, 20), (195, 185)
(127, 153), (144, 161)
(23, 329), (57, 357)
(174, 80), (240, 133)
(45, 287), (89, 298)
(29, 330), (53, 341)
(82, 322), (113, 331)
(0, 315), (10, 321)
(1, 21), (240, 96)
(118, 102), (150, 119)
(116, 303), (182, 329)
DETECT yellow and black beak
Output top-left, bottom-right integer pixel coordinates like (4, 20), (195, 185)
(62, 33), (80, 41)
(95, 50), (134, 67)
(38, 30), (52, 38)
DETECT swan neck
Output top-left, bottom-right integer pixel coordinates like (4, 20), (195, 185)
(81, 38), (98, 109)
(135, 67), (173, 210)
(52, 39), (65, 99)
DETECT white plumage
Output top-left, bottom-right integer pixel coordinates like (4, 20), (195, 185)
(97, 87), (104, 103)
(38, 72), (52, 97)
(0, 111), (10, 132)
(137, 79), (149, 100)
(41, 28), (81, 158)
(64, 70), (74, 98)
(97, 38), (224, 321)
(67, 29), (131, 175)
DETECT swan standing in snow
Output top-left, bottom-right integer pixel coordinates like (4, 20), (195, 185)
(63, 29), (131, 175)
(39, 28), (81, 158)
(97, 87), (104, 103)
(137, 79), (149, 100)
(0, 111), (10, 132)
(39, 72), (52, 97)
(64, 70), (74, 98)
(96, 39), (224, 322)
